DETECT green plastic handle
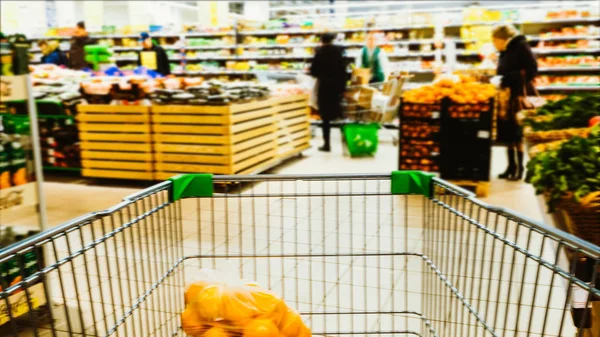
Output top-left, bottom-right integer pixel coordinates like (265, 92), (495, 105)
(167, 171), (433, 203)
(168, 174), (213, 202)
(391, 171), (434, 198)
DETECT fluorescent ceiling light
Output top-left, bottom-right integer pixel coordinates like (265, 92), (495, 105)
(157, 1), (198, 11)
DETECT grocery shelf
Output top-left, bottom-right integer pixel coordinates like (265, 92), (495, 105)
(533, 48), (600, 54)
(173, 69), (305, 75)
(184, 31), (235, 37)
(537, 85), (600, 91)
(538, 66), (600, 72)
(43, 166), (82, 172)
(528, 35), (600, 42)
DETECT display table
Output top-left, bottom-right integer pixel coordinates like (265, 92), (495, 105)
(76, 95), (310, 181)
(77, 104), (154, 180)
(153, 94), (309, 180)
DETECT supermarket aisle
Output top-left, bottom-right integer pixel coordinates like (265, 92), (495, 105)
(19, 129), (545, 229)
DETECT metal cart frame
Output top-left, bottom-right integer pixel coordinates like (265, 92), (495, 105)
(1, 172), (599, 337)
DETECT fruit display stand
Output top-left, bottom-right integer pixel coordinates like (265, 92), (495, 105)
(76, 104), (153, 180)
(398, 101), (441, 173)
(439, 99), (494, 197)
(152, 94), (310, 180)
(273, 94), (311, 158)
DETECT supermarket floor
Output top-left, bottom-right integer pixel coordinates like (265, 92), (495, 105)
(14, 128), (545, 230)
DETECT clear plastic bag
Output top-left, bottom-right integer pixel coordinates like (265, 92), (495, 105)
(182, 269), (311, 337)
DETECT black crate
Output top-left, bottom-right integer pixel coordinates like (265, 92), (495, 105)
(440, 140), (491, 181)
(399, 101), (442, 172)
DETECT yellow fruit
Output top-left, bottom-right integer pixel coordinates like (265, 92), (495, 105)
(186, 281), (209, 305)
(243, 319), (279, 337)
(250, 289), (281, 315)
(279, 310), (306, 337)
(221, 291), (256, 323)
(193, 285), (224, 321)
(181, 307), (207, 337)
(204, 326), (229, 337)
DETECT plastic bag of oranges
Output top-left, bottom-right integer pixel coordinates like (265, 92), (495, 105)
(181, 269), (311, 337)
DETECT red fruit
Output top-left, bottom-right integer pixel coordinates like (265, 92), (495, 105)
(589, 116), (600, 127)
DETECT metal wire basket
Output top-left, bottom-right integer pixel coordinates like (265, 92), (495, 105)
(1, 172), (599, 337)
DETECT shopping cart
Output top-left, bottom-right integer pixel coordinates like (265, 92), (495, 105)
(1, 172), (599, 337)
(342, 74), (409, 149)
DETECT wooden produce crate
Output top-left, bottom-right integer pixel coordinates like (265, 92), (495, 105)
(274, 95), (311, 159)
(153, 98), (288, 180)
(77, 104), (154, 180)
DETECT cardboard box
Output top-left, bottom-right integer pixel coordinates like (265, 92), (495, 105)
(352, 68), (371, 85)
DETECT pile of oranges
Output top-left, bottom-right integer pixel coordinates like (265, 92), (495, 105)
(403, 75), (496, 104)
(182, 279), (311, 337)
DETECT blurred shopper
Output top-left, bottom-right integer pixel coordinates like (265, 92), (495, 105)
(138, 32), (171, 76)
(310, 32), (347, 152)
(355, 31), (388, 83)
(38, 40), (68, 66)
(69, 21), (91, 69)
(493, 24), (538, 180)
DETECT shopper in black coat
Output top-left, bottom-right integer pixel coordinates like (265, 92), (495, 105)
(493, 24), (538, 180)
(310, 33), (347, 152)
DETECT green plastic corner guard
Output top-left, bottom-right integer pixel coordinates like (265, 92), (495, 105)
(391, 171), (434, 198)
(168, 174), (214, 202)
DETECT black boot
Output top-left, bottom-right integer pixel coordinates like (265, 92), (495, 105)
(510, 150), (525, 181)
(499, 147), (516, 179)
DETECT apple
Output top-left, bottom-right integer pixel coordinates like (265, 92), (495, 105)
(589, 116), (600, 127)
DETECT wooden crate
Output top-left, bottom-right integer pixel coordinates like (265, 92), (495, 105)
(274, 95), (311, 159)
(152, 98), (288, 179)
(77, 104), (154, 180)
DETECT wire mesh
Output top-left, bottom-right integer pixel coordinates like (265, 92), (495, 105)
(0, 174), (598, 337)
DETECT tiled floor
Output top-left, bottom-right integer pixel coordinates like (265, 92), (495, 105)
(4, 130), (581, 337)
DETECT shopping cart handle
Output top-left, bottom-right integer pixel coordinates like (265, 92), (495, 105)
(169, 174), (214, 202)
(391, 171), (434, 198)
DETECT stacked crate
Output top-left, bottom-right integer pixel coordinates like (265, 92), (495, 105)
(77, 105), (153, 180)
(273, 95), (311, 158)
(398, 102), (442, 172)
(152, 99), (280, 180)
(439, 98), (494, 194)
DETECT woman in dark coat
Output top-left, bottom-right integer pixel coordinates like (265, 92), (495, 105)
(310, 33), (347, 152)
(493, 24), (538, 180)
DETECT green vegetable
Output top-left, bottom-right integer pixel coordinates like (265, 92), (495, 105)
(525, 94), (600, 131)
(525, 125), (600, 211)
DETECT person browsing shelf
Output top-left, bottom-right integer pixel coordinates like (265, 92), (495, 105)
(38, 40), (68, 66)
(355, 31), (389, 83)
(138, 32), (171, 76)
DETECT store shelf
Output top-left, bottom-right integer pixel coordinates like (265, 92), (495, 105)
(173, 69), (305, 75)
(533, 48), (600, 55)
(538, 66), (600, 72)
(528, 35), (600, 42)
(184, 31), (235, 37)
(537, 85), (600, 91)
(44, 166), (82, 172)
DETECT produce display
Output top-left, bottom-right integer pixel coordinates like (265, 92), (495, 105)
(0, 115), (34, 188)
(524, 94), (600, 131)
(151, 81), (270, 105)
(399, 102), (441, 172)
(536, 25), (598, 38)
(535, 75), (600, 87)
(538, 55), (600, 68)
(182, 271), (311, 337)
(402, 75), (496, 104)
(526, 126), (600, 210)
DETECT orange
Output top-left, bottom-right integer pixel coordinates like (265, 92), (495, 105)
(250, 289), (281, 315)
(185, 281), (209, 305)
(221, 291), (256, 324)
(193, 285), (224, 321)
(279, 310), (306, 337)
(204, 326), (229, 337)
(181, 307), (207, 337)
(243, 319), (279, 337)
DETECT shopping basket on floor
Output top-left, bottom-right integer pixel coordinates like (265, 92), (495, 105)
(341, 75), (408, 156)
(1, 172), (599, 337)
